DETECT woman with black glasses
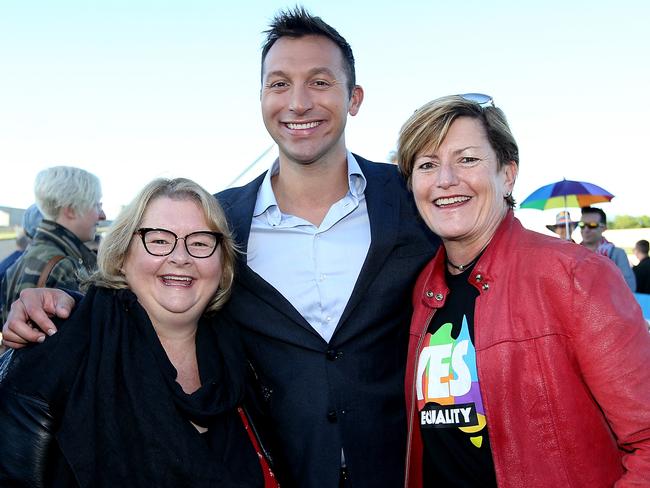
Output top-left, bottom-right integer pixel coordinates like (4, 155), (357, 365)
(0, 178), (277, 487)
(397, 94), (650, 487)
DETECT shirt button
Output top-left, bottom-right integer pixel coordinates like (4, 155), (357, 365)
(475, 274), (483, 282)
(326, 316), (332, 322)
(482, 283), (490, 291)
(434, 293), (444, 301)
(327, 410), (338, 423)
(426, 290), (434, 298)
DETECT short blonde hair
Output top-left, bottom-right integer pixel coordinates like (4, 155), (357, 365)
(87, 178), (237, 313)
(34, 166), (102, 220)
(398, 95), (519, 208)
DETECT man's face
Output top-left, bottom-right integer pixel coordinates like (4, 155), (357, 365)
(580, 212), (604, 246)
(261, 35), (363, 167)
(635, 246), (643, 261)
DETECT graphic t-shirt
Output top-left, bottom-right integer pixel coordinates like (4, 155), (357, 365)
(417, 266), (497, 487)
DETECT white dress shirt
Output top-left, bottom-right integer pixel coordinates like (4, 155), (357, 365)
(247, 152), (371, 343)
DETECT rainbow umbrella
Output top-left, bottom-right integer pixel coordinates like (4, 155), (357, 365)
(520, 178), (614, 210)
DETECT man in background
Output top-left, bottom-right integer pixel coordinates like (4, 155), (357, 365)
(633, 239), (650, 294)
(579, 206), (636, 291)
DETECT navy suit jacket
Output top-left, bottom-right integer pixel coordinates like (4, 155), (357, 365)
(217, 155), (439, 488)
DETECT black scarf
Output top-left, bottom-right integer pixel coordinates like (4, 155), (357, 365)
(55, 287), (262, 487)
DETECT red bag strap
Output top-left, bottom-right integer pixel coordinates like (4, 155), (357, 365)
(238, 406), (280, 487)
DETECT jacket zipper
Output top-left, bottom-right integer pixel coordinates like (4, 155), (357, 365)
(404, 308), (435, 488)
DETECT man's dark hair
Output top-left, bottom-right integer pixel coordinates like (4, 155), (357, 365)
(636, 239), (649, 255)
(261, 6), (356, 95)
(581, 206), (607, 225)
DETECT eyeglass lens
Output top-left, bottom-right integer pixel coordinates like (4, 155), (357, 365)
(140, 229), (220, 257)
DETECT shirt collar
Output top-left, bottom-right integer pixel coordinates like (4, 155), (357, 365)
(253, 151), (367, 221)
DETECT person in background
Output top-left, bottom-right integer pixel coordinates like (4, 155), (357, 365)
(0, 204), (43, 282)
(0, 178), (276, 487)
(397, 94), (650, 487)
(633, 239), (650, 294)
(0, 166), (106, 324)
(0, 205), (43, 353)
(0, 234), (30, 277)
(579, 206), (636, 291)
(545, 210), (577, 241)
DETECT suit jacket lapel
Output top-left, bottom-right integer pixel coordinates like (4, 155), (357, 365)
(219, 173), (264, 255)
(335, 157), (400, 331)
(219, 173), (318, 337)
(220, 157), (403, 342)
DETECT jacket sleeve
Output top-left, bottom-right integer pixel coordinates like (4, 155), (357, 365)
(571, 253), (650, 486)
(0, 351), (56, 488)
(0, 310), (85, 487)
(610, 247), (637, 292)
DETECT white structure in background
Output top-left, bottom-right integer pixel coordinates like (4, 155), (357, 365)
(225, 145), (277, 189)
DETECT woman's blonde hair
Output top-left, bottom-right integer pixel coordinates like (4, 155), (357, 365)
(87, 178), (237, 313)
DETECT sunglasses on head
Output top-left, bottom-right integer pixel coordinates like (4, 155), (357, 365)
(578, 221), (604, 229)
(459, 93), (494, 108)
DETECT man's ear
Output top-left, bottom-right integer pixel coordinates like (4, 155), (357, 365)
(348, 85), (364, 116)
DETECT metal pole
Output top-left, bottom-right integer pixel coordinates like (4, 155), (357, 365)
(564, 194), (570, 240)
(226, 144), (276, 188)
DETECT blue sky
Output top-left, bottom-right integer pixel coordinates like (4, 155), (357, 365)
(1, 0), (649, 234)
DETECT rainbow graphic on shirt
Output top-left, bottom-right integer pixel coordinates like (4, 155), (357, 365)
(416, 315), (487, 448)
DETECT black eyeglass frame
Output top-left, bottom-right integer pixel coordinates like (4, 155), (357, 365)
(135, 227), (223, 258)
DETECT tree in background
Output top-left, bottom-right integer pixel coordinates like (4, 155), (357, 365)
(609, 215), (650, 229)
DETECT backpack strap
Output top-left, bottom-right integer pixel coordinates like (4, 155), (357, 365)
(37, 255), (66, 288)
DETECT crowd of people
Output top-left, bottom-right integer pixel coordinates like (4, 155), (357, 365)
(1, 7), (649, 488)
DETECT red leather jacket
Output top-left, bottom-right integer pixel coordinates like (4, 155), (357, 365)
(404, 212), (650, 487)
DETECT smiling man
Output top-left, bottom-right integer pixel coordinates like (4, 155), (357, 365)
(216, 8), (439, 487)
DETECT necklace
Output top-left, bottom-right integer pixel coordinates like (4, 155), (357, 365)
(446, 255), (479, 272)
(445, 238), (492, 272)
